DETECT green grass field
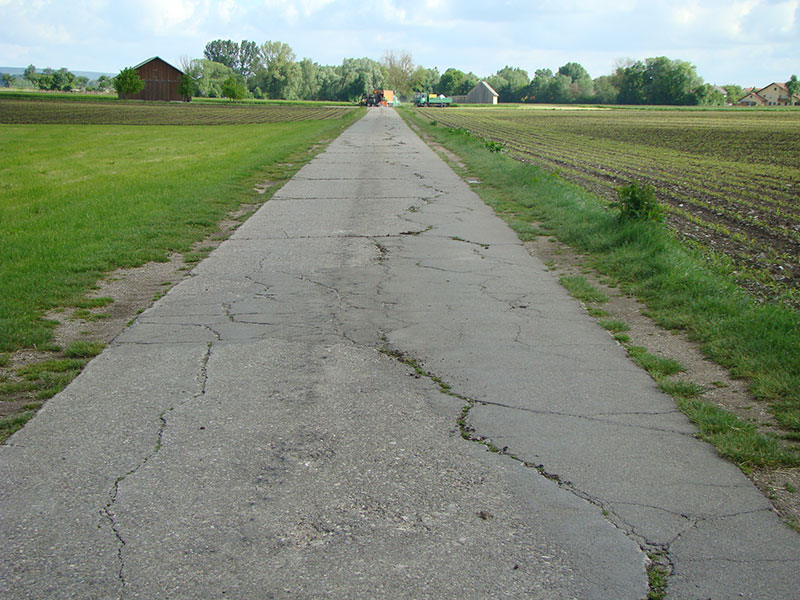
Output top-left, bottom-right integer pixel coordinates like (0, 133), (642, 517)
(0, 102), (363, 352)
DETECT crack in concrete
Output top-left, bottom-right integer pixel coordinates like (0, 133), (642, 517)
(375, 343), (686, 597)
(100, 342), (214, 589)
(473, 397), (699, 437)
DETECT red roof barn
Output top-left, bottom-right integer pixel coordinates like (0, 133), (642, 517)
(121, 56), (185, 102)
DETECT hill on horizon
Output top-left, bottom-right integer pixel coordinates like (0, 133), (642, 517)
(0, 67), (116, 80)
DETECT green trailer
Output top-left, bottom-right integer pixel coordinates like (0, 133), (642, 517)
(413, 92), (452, 107)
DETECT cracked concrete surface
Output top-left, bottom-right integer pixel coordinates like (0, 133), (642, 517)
(1, 109), (797, 599)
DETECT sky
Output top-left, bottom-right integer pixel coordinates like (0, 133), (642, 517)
(1, 0), (797, 86)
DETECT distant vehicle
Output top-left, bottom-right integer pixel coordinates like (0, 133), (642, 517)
(361, 89), (395, 107)
(413, 92), (452, 107)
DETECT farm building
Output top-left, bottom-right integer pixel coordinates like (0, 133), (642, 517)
(452, 81), (499, 104)
(120, 57), (185, 102)
(738, 82), (799, 106)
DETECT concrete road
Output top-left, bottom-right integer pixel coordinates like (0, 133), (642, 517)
(2, 109), (797, 599)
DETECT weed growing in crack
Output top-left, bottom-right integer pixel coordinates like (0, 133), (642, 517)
(380, 348), (499, 453)
(646, 553), (669, 600)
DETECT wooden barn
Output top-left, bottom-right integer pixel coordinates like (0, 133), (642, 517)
(120, 57), (185, 102)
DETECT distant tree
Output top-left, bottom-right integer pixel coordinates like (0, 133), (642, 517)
(549, 74), (573, 103)
(221, 75), (247, 100)
(114, 67), (145, 96)
(409, 66), (439, 93)
(204, 39), (239, 69)
(438, 68), (466, 96)
(237, 40), (260, 78)
(23, 64), (38, 83)
(787, 75), (799, 105)
(644, 57), (702, 105)
(178, 73), (198, 101)
(296, 58), (320, 100)
(49, 68), (76, 91)
(75, 76), (89, 91)
(36, 68), (54, 90)
(690, 83), (725, 106)
(316, 65), (343, 100)
(382, 50), (415, 99)
(95, 75), (113, 93)
(437, 68), (478, 96)
(558, 62), (593, 102)
(592, 75), (619, 104)
(554, 62), (594, 102)
(488, 66), (529, 102)
(338, 57), (385, 101)
(723, 84), (744, 104)
(251, 41), (299, 99)
(614, 60), (647, 104)
(183, 59), (236, 97)
(524, 69), (553, 102)
(1, 73), (14, 88)
(558, 62), (590, 83)
(458, 72), (480, 95)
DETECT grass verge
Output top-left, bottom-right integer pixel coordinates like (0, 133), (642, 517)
(400, 107), (800, 468)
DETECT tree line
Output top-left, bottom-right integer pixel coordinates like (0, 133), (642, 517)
(181, 39), (799, 106)
(1, 66), (114, 93)
(6, 39), (797, 106)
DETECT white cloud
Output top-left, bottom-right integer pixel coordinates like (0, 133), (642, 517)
(261, 0), (334, 23)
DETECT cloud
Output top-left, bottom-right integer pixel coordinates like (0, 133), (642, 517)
(127, 0), (206, 35)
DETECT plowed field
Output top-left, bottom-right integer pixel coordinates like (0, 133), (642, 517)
(0, 98), (356, 125)
(416, 107), (800, 305)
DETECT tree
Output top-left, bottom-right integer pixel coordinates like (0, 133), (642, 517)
(1, 73), (14, 88)
(593, 75), (619, 104)
(409, 66), (439, 93)
(237, 40), (260, 78)
(690, 83), (725, 106)
(437, 68), (477, 96)
(221, 75), (247, 100)
(458, 72), (479, 95)
(488, 66), (529, 103)
(614, 60), (647, 105)
(787, 75), (799, 105)
(557, 62), (593, 102)
(178, 73), (198, 101)
(114, 67), (145, 96)
(49, 68), (76, 92)
(296, 58), (320, 100)
(382, 50), (414, 99)
(548, 74), (572, 103)
(723, 84), (744, 104)
(95, 75), (113, 93)
(316, 65), (342, 101)
(203, 39), (239, 69)
(525, 68), (554, 102)
(338, 57), (385, 101)
(438, 68), (466, 96)
(185, 59), (237, 97)
(251, 41), (299, 99)
(644, 56), (702, 105)
(558, 62), (590, 83)
(23, 64), (37, 84)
